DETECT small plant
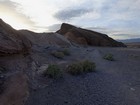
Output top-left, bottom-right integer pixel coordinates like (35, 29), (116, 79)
(62, 48), (70, 56)
(67, 60), (96, 75)
(103, 54), (114, 61)
(43, 64), (63, 79)
(67, 63), (83, 75)
(51, 51), (65, 59)
(82, 60), (96, 72)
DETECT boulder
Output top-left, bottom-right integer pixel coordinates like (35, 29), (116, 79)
(0, 19), (32, 56)
(57, 23), (126, 47)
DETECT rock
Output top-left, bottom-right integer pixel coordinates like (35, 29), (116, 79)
(0, 19), (32, 56)
(130, 87), (135, 91)
(0, 72), (29, 105)
(37, 64), (49, 75)
(20, 30), (71, 47)
(56, 23), (126, 47)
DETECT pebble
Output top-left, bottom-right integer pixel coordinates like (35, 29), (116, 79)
(130, 87), (135, 91)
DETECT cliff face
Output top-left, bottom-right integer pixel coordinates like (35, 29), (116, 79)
(0, 19), (32, 56)
(57, 23), (126, 47)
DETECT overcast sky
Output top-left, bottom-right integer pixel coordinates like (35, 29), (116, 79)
(0, 0), (140, 39)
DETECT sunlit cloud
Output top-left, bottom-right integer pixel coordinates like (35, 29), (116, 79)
(0, 0), (36, 30)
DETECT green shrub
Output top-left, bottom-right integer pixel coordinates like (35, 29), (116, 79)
(82, 60), (96, 72)
(51, 51), (65, 59)
(67, 63), (83, 75)
(67, 60), (96, 75)
(103, 54), (114, 61)
(43, 64), (63, 79)
(62, 48), (70, 56)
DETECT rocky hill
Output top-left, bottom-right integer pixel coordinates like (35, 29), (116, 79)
(0, 19), (31, 56)
(57, 23), (126, 47)
(0, 19), (71, 56)
(0, 19), (126, 56)
(19, 30), (71, 47)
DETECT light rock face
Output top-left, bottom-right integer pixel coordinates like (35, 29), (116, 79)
(0, 19), (32, 56)
(57, 23), (126, 47)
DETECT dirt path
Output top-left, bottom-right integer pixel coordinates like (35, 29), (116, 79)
(25, 47), (140, 105)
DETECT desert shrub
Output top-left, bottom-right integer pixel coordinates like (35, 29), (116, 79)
(67, 60), (96, 75)
(43, 64), (63, 79)
(103, 54), (114, 61)
(62, 48), (70, 56)
(67, 63), (83, 75)
(51, 51), (65, 59)
(82, 60), (96, 72)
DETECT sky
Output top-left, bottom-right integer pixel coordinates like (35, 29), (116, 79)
(0, 0), (140, 39)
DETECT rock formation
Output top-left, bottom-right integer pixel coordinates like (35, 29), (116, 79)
(57, 23), (126, 47)
(20, 30), (71, 47)
(0, 19), (32, 56)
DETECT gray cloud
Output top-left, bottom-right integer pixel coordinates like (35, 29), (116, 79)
(111, 33), (140, 39)
(54, 8), (92, 21)
(47, 24), (61, 32)
(0, 0), (18, 8)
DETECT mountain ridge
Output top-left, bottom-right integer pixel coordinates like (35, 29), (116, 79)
(118, 38), (140, 43)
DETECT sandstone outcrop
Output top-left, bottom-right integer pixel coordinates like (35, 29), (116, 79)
(0, 19), (31, 56)
(57, 23), (126, 47)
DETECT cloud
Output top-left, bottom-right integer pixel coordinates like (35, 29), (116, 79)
(0, 0), (17, 8)
(47, 24), (61, 32)
(54, 8), (92, 21)
(0, 0), (36, 30)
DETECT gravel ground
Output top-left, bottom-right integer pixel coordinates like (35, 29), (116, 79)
(25, 46), (140, 105)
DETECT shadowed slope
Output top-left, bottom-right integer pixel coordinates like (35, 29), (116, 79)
(0, 19), (31, 56)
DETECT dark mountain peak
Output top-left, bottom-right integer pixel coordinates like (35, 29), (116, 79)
(61, 23), (76, 29)
(57, 23), (76, 35)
